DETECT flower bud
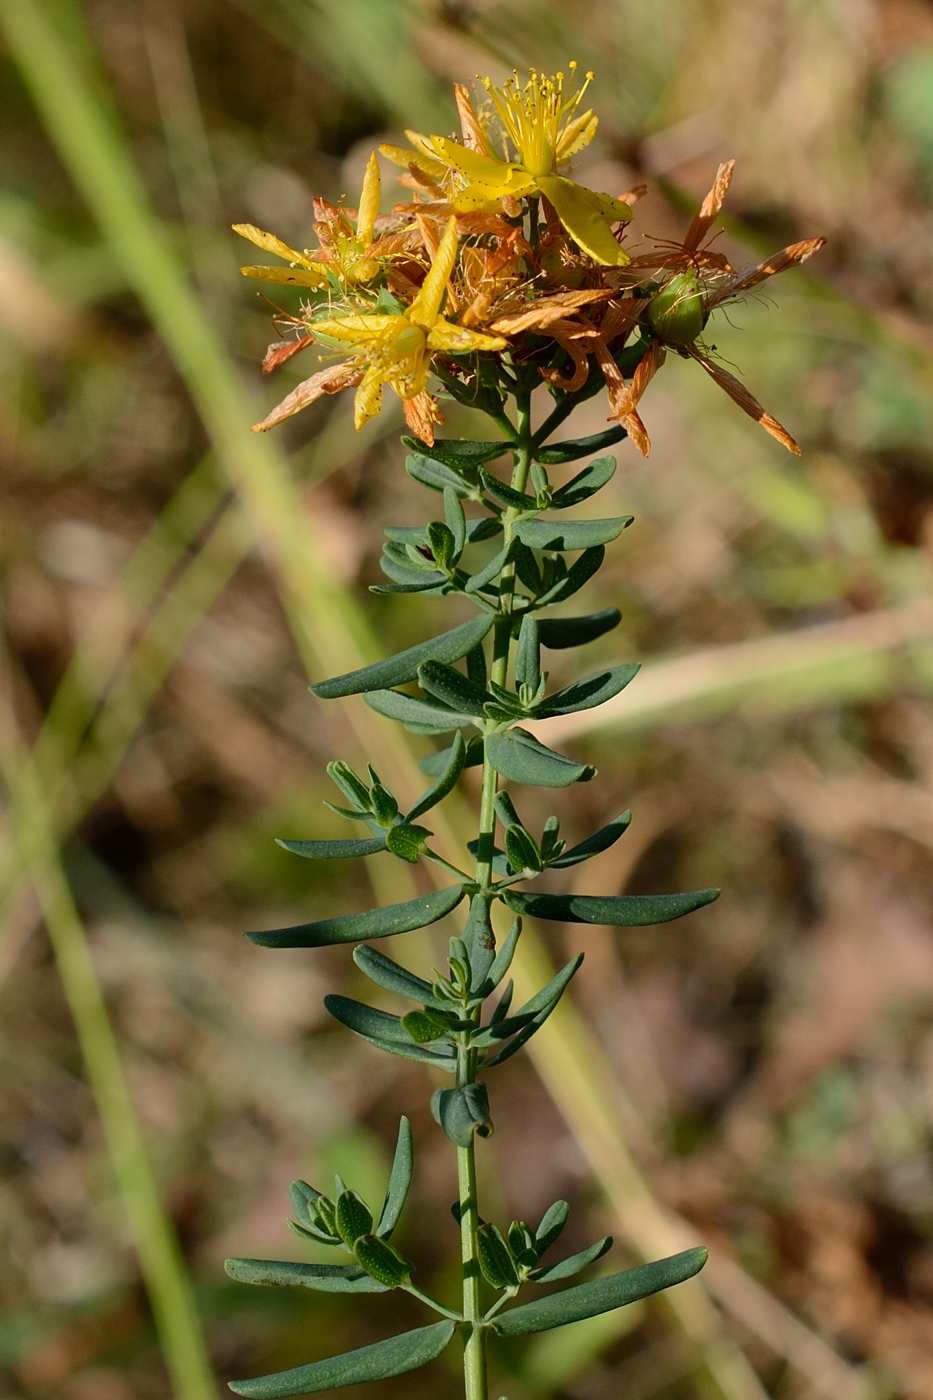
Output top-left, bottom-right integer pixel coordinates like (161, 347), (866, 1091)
(648, 271), (706, 344)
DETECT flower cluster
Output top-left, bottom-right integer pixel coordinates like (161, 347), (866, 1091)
(235, 66), (824, 453)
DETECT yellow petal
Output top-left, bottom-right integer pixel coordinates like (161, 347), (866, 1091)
(555, 110), (598, 162)
(232, 223), (313, 267)
(428, 134), (518, 186)
(451, 174), (538, 211)
(356, 151), (381, 247)
(378, 141), (448, 183)
(408, 216), (458, 328)
(239, 264), (329, 287)
(427, 318), (508, 353)
(536, 176), (631, 266)
(310, 314), (404, 343)
(354, 365), (386, 429)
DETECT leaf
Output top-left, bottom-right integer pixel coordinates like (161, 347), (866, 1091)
(354, 1234), (412, 1287)
(365, 688), (477, 734)
(353, 946), (436, 1005)
(276, 835), (388, 860)
(224, 1258), (389, 1294)
(478, 1223), (520, 1288)
(404, 435), (512, 468)
(462, 893), (498, 990)
(535, 663), (640, 718)
(406, 452), (477, 497)
(419, 733), (484, 776)
(504, 824), (542, 875)
(513, 516), (632, 551)
(528, 1236), (612, 1283)
(376, 1117), (413, 1238)
(311, 614), (493, 699)
(502, 888), (720, 926)
(472, 956), (582, 1048)
(401, 1008), (454, 1043)
(228, 1319), (457, 1398)
(538, 609), (621, 649)
(535, 1201), (569, 1256)
(549, 455), (617, 509)
(335, 1191), (373, 1246)
(486, 728), (596, 788)
(406, 731), (467, 820)
(493, 1248), (708, 1337)
(418, 661), (489, 717)
(444, 486), (467, 558)
(549, 812), (632, 868)
(514, 615), (540, 693)
(534, 426), (627, 464)
(465, 539), (514, 594)
(536, 546), (605, 605)
(484, 917), (522, 992)
(385, 823), (432, 862)
(247, 884), (465, 948)
(480, 468), (538, 511)
(431, 1082), (493, 1147)
(325, 995), (457, 1066)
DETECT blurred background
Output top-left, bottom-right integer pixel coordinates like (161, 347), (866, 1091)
(3, 1), (933, 1397)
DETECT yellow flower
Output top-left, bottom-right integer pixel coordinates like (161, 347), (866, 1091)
(252, 217), (507, 440)
(232, 151), (383, 290)
(384, 65), (632, 267)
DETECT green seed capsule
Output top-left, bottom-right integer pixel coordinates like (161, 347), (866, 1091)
(648, 271), (706, 344)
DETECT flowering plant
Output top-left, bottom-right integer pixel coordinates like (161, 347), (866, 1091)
(226, 65), (823, 1400)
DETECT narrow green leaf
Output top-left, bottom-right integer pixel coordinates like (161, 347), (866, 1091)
(514, 615), (541, 693)
(472, 956), (582, 1048)
(406, 731), (466, 820)
(325, 996), (457, 1066)
(538, 609), (622, 650)
(480, 468), (538, 511)
(335, 1190), (373, 1246)
(247, 884), (465, 948)
(419, 733), (484, 776)
(365, 688), (476, 734)
(376, 1117), (413, 1239)
(528, 1236), (612, 1283)
(493, 1248), (708, 1337)
(504, 825), (542, 875)
(444, 486), (467, 558)
(486, 728), (596, 788)
(228, 1319), (457, 1398)
(550, 812), (632, 868)
(478, 1223), (520, 1288)
(426, 520), (456, 569)
(513, 516), (631, 551)
(431, 1082), (493, 1147)
(549, 455), (617, 509)
(502, 888), (720, 926)
(536, 545), (605, 605)
(276, 835), (387, 860)
(385, 823), (432, 863)
(535, 663), (640, 718)
(418, 661), (489, 716)
(535, 1201), (569, 1256)
(465, 539), (514, 595)
(401, 1008), (454, 1043)
(534, 426), (627, 464)
(354, 1234), (412, 1287)
(352, 946), (436, 1005)
(311, 614), (493, 699)
(224, 1258), (389, 1293)
(462, 893), (497, 990)
(484, 918), (522, 992)
(404, 436), (512, 468)
(371, 578), (452, 596)
(406, 452), (476, 496)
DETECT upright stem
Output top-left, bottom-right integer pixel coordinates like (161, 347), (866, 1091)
(459, 386), (535, 1400)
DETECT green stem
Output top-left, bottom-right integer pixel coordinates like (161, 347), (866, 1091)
(459, 389), (536, 1400)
